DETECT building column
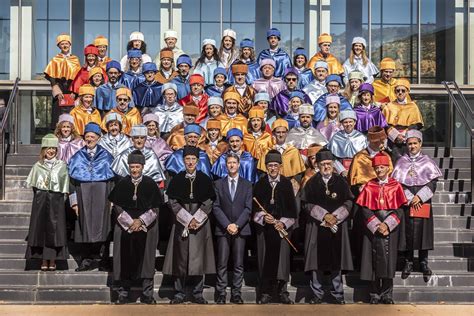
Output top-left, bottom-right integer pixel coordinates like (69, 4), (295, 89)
(255, 0), (271, 54)
(468, 0), (474, 84)
(306, 0), (331, 57)
(161, 0), (182, 49)
(9, 0), (34, 80)
(454, 0), (466, 83)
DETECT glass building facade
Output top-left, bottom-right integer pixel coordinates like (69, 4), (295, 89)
(2, 0), (473, 84)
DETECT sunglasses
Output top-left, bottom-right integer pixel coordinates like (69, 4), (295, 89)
(285, 78), (297, 82)
(396, 89), (407, 93)
(117, 98), (129, 102)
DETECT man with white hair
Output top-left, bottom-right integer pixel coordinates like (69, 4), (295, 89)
(111, 124), (166, 184)
(287, 104), (327, 157)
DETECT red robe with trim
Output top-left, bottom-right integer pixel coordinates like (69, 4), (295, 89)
(356, 177), (407, 211)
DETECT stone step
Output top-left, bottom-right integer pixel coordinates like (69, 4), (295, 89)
(17, 144), (41, 155)
(438, 169), (471, 180)
(0, 283), (474, 304)
(0, 201), (32, 213)
(0, 270), (472, 289)
(432, 192), (471, 204)
(0, 228), (28, 240)
(432, 157), (472, 169)
(4, 188), (33, 201)
(6, 155), (39, 166)
(1, 240), (472, 259)
(5, 165), (33, 177)
(421, 147), (470, 158)
(436, 180), (471, 192)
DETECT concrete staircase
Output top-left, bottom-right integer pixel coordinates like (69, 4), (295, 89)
(0, 145), (472, 304)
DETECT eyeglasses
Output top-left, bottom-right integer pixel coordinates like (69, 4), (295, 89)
(396, 89), (407, 93)
(285, 78), (297, 82)
(117, 98), (129, 102)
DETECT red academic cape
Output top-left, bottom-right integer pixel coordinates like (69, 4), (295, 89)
(356, 177), (407, 211)
(178, 94), (209, 124)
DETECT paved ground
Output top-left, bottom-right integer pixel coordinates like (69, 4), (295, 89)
(0, 305), (473, 316)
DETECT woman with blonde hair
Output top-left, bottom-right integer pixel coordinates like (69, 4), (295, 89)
(25, 134), (69, 271)
(343, 37), (378, 84)
(54, 114), (84, 163)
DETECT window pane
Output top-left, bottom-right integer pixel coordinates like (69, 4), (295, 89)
(272, 23), (291, 52)
(201, 0), (221, 22)
(85, 0), (109, 20)
(232, 23), (255, 43)
(34, 20), (47, 76)
(329, 24), (347, 61)
(329, 0), (346, 24)
(231, 0), (255, 22)
(272, 0), (291, 23)
(108, 21), (121, 61)
(140, 21), (160, 58)
(34, 0), (47, 20)
(122, 21), (140, 52)
(201, 22), (221, 43)
(0, 20), (10, 79)
(381, 0), (411, 24)
(291, 23), (304, 54)
(140, 0), (160, 21)
(420, 24), (436, 83)
(110, 0), (120, 20)
(182, 0), (199, 21)
(380, 25), (417, 80)
(48, 0), (70, 20)
(421, 0), (436, 24)
(182, 22), (201, 59)
(292, 0), (304, 23)
(123, 0), (140, 20)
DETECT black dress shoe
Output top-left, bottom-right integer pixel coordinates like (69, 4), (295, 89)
(309, 296), (322, 304)
(194, 297), (208, 304)
(381, 297), (394, 304)
(230, 296), (244, 304)
(401, 261), (413, 279)
(115, 296), (129, 305)
(369, 297), (379, 304)
(258, 294), (272, 304)
(280, 293), (294, 304)
(420, 262), (432, 281)
(75, 261), (91, 272)
(215, 295), (226, 304)
(170, 296), (185, 304)
(141, 296), (156, 304)
(334, 298), (346, 305)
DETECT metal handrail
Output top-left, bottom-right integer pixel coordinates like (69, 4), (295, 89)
(1, 77), (20, 200)
(442, 81), (474, 137)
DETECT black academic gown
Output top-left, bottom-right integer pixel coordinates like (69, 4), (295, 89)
(109, 175), (162, 281)
(359, 208), (406, 281)
(25, 189), (68, 260)
(253, 176), (298, 282)
(162, 171), (216, 277)
(302, 173), (354, 272)
(402, 180), (437, 251)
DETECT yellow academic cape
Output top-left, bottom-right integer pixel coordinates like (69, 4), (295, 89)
(243, 131), (274, 161)
(257, 144), (306, 178)
(219, 114), (248, 137)
(166, 123), (207, 151)
(373, 78), (413, 104)
(382, 101), (424, 128)
(202, 140), (229, 164)
(70, 105), (102, 136)
(307, 52), (344, 75)
(348, 150), (393, 186)
(101, 107), (142, 136)
(44, 54), (81, 81)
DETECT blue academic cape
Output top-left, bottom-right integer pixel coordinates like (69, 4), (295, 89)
(211, 151), (258, 183)
(257, 48), (292, 78)
(132, 81), (163, 108)
(165, 148), (212, 177)
(313, 93), (352, 123)
(171, 75), (191, 100)
(69, 145), (115, 182)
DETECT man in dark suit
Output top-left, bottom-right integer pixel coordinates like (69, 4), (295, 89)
(213, 152), (253, 304)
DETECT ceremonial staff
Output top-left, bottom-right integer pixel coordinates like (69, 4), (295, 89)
(253, 197), (298, 253)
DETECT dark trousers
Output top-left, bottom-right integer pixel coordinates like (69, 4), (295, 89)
(116, 278), (154, 300)
(79, 242), (105, 267)
(215, 235), (246, 298)
(310, 270), (344, 300)
(405, 249), (429, 264)
(369, 278), (393, 300)
(174, 275), (204, 300)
